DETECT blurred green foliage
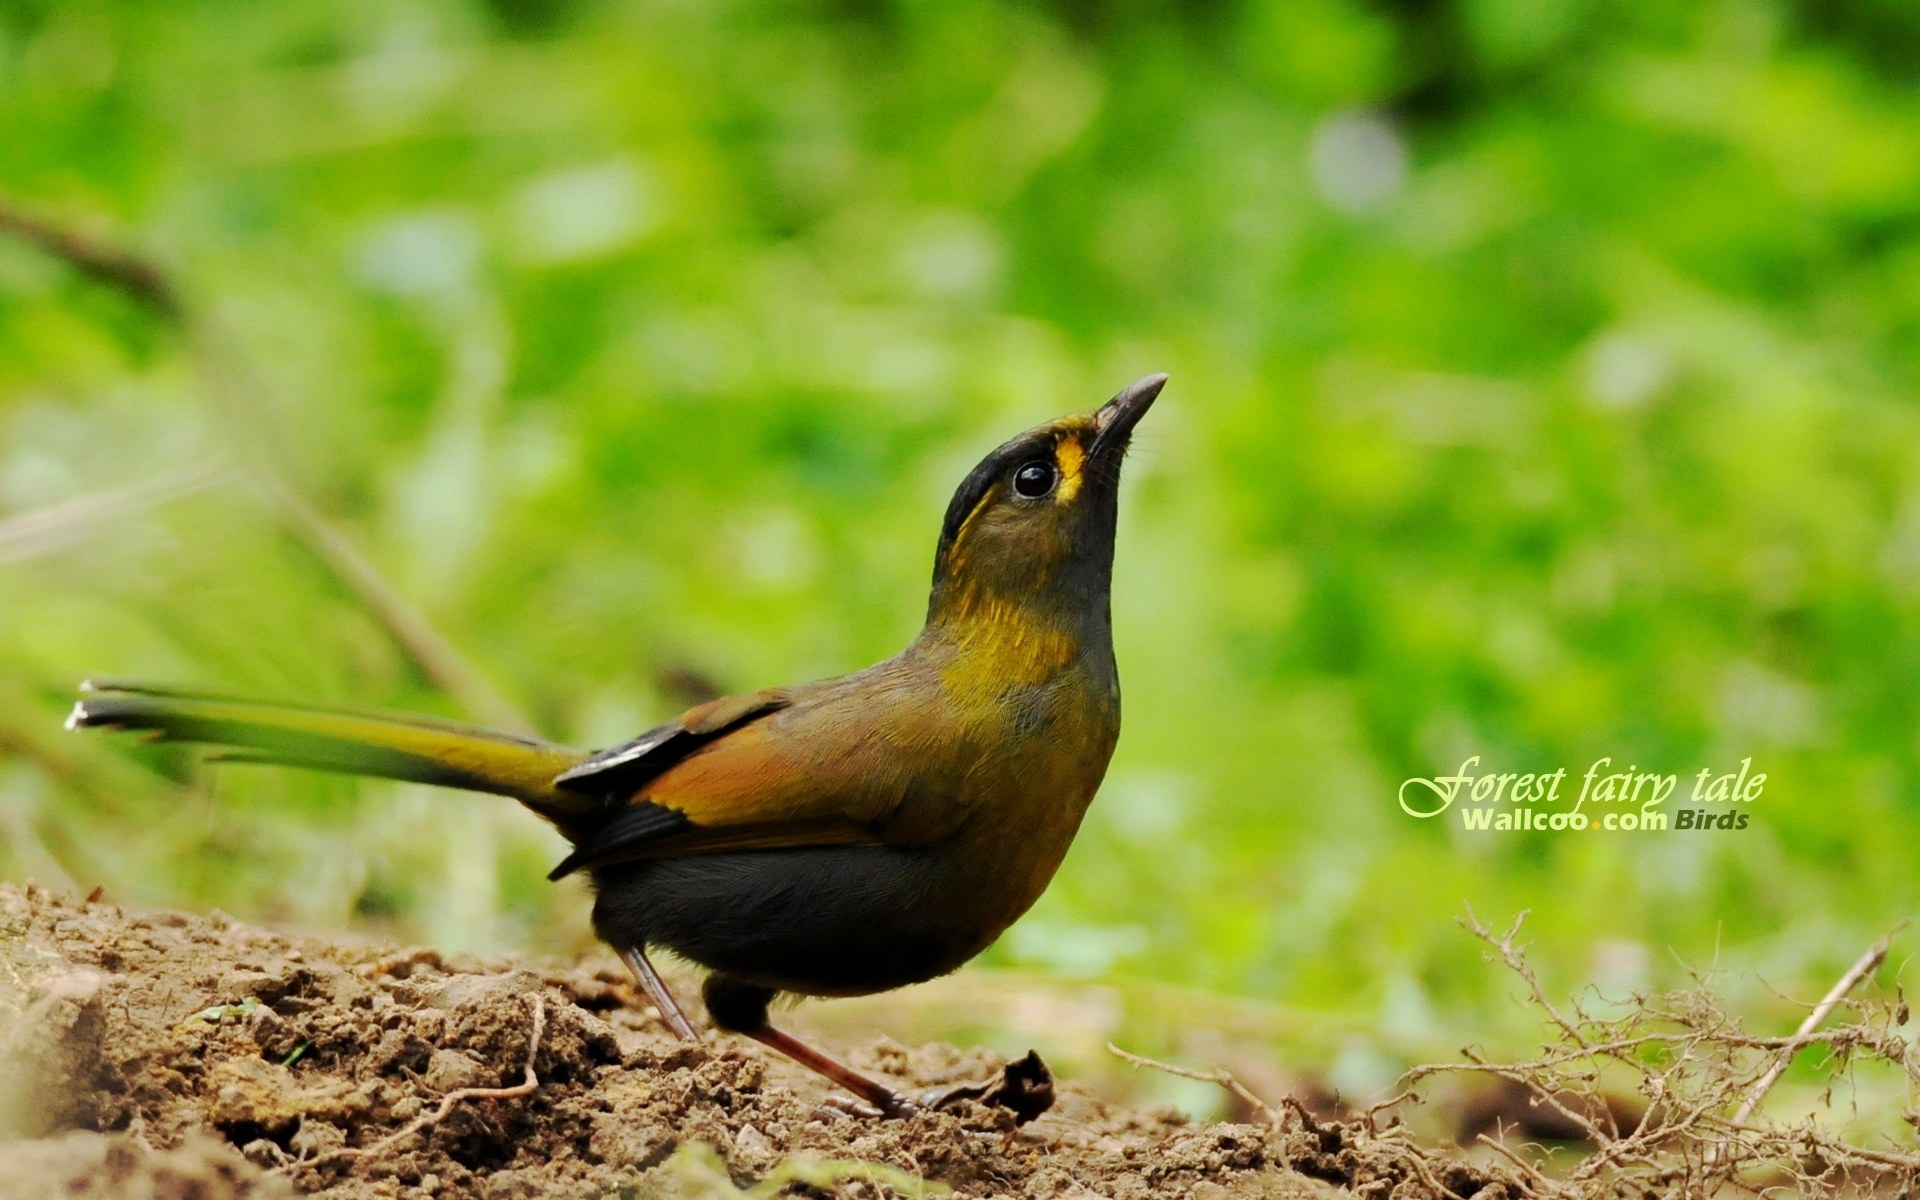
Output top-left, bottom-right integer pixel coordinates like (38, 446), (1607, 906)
(4, 0), (1920, 1090)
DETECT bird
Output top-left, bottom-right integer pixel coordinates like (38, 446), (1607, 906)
(67, 373), (1166, 1118)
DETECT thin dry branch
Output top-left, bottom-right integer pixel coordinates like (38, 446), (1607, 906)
(0, 468), (231, 565)
(1401, 913), (1920, 1197)
(1106, 1044), (1494, 1200)
(0, 197), (180, 316)
(1731, 926), (1899, 1126)
(1706, 925), (1903, 1166)
(248, 471), (532, 732)
(1391, 1141), (1471, 1200)
(1410, 1027), (1885, 1081)
(1465, 907), (1591, 1051)
(1105, 1041), (1282, 1125)
(0, 197), (533, 734)
(1474, 1131), (1558, 1191)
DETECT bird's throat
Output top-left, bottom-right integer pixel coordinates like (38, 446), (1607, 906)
(917, 582), (1102, 707)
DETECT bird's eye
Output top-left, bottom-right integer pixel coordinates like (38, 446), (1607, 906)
(1012, 460), (1057, 499)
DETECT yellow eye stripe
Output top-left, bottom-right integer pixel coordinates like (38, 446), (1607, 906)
(1053, 436), (1086, 504)
(945, 425), (1094, 573)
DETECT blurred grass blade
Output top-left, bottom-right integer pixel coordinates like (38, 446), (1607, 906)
(0, 468), (232, 565)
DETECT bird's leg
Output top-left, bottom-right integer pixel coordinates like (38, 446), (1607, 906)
(703, 974), (915, 1118)
(619, 945), (700, 1041)
(745, 1024), (917, 1118)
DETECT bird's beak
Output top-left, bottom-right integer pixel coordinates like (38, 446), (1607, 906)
(1090, 373), (1167, 459)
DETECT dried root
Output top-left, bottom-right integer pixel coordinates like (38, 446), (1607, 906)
(1116, 911), (1917, 1198)
(305, 995), (547, 1166)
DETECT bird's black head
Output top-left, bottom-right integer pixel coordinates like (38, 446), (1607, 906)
(925, 374), (1164, 628)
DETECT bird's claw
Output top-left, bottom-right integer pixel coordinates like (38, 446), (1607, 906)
(821, 1092), (920, 1120)
(819, 1051), (1054, 1123)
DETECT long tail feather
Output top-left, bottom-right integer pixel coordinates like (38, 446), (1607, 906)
(67, 680), (596, 822)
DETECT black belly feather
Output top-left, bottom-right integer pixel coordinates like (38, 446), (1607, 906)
(588, 846), (990, 997)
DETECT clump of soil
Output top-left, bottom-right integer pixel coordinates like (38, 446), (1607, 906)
(0, 883), (1514, 1198)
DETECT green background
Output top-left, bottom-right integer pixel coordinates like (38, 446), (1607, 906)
(4, 0), (1917, 1110)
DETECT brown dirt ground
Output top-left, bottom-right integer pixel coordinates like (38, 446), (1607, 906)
(0, 883), (1518, 1199)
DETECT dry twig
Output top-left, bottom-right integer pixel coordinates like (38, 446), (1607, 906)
(1705, 923), (1904, 1165)
(1475, 1131), (1558, 1191)
(1403, 914), (1920, 1196)
(248, 470), (532, 732)
(1105, 1041), (1282, 1124)
(1465, 905), (1591, 1051)
(0, 468), (231, 565)
(0, 196), (179, 316)
(1106, 1043), (1483, 1200)
(0, 196), (532, 733)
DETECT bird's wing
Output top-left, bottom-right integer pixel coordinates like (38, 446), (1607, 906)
(553, 688), (791, 795)
(547, 677), (972, 878)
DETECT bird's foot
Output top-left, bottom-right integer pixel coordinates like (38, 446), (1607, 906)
(821, 1090), (921, 1120)
(923, 1050), (1055, 1125)
(816, 1051), (1053, 1123)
